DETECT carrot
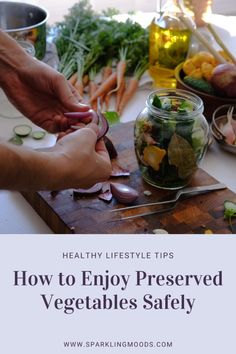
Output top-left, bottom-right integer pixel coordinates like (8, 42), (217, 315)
(108, 47), (128, 96)
(68, 72), (78, 85)
(104, 93), (111, 110)
(82, 74), (89, 87)
(116, 78), (126, 112)
(100, 64), (113, 106)
(118, 61), (147, 115)
(89, 68), (98, 111)
(102, 65), (113, 81)
(89, 72), (117, 103)
(74, 80), (84, 98)
(117, 78), (139, 115)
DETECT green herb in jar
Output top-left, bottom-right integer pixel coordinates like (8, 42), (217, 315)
(152, 94), (194, 113)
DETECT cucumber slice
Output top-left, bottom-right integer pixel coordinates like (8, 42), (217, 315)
(13, 124), (32, 137)
(224, 200), (236, 213)
(32, 131), (46, 140)
(8, 136), (23, 145)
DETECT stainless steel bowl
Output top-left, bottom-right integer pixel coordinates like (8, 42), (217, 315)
(210, 104), (236, 155)
(0, 1), (49, 59)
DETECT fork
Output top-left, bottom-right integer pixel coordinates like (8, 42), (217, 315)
(108, 183), (226, 222)
(109, 202), (178, 222)
(110, 183), (226, 214)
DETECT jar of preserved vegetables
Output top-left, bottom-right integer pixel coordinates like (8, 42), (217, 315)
(134, 89), (209, 189)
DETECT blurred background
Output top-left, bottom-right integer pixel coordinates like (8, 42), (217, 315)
(2, 0), (235, 24)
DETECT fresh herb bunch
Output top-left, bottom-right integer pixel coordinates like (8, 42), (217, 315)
(53, 0), (149, 78)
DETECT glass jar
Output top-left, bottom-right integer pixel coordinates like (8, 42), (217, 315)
(134, 89), (209, 189)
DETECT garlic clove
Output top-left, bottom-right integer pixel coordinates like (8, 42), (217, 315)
(110, 182), (139, 204)
(221, 106), (236, 145)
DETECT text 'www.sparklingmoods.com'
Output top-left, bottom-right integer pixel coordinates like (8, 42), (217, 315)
(63, 340), (173, 349)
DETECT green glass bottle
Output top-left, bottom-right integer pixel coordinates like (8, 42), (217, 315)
(149, 0), (191, 88)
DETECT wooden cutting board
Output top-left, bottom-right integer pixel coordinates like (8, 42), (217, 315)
(22, 122), (236, 234)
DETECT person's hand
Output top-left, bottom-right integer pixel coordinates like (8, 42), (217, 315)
(1, 56), (90, 133)
(0, 122), (111, 191)
(49, 123), (112, 189)
(0, 32), (111, 192)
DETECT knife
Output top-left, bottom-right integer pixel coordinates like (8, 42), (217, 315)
(109, 183), (226, 221)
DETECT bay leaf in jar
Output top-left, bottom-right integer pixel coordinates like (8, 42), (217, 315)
(168, 133), (197, 179)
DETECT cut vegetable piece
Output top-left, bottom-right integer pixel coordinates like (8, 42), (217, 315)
(224, 200), (236, 214)
(104, 136), (118, 159)
(32, 131), (46, 140)
(143, 146), (166, 171)
(97, 111), (109, 140)
(204, 229), (213, 234)
(153, 229), (168, 234)
(98, 183), (113, 202)
(224, 199), (236, 233)
(8, 136), (23, 145)
(98, 190), (113, 202)
(73, 182), (103, 196)
(13, 124), (32, 137)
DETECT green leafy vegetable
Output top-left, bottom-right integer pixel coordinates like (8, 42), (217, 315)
(152, 95), (162, 109)
(168, 133), (196, 179)
(53, 0), (149, 77)
(178, 100), (194, 113)
(224, 200), (236, 233)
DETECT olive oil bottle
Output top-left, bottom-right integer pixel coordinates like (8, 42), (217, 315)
(149, 0), (191, 88)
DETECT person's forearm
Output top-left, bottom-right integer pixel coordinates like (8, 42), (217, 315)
(0, 142), (64, 191)
(0, 30), (30, 83)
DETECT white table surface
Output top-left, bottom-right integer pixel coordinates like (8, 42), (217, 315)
(0, 14), (236, 234)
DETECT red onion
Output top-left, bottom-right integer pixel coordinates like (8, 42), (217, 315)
(98, 183), (113, 202)
(73, 182), (103, 196)
(104, 136), (118, 159)
(64, 111), (92, 119)
(97, 111), (109, 140)
(65, 109), (108, 141)
(64, 109), (99, 124)
(90, 110), (99, 125)
(210, 63), (236, 98)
